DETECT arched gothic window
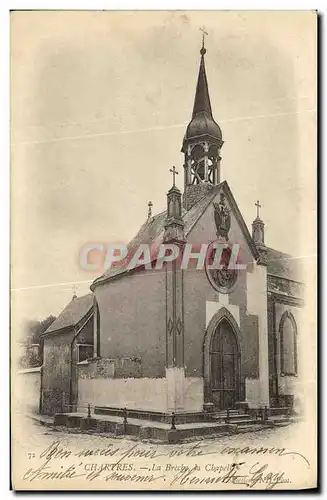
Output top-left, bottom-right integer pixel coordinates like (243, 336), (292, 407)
(279, 311), (297, 376)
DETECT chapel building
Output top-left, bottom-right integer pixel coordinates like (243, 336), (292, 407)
(40, 41), (304, 418)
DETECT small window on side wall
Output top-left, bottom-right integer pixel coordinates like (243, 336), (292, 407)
(77, 344), (93, 363)
(279, 311), (298, 376)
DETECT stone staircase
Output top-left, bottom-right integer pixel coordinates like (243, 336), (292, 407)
(212, 409), (251, 424)
(210, 407), (293, 431)
(211, 409), (259, 426)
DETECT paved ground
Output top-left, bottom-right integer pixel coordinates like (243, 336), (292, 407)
(13, 412), (303, 455)
(11, 413), (316, 491)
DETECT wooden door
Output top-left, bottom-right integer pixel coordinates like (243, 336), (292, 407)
(209, 319), (240, 409)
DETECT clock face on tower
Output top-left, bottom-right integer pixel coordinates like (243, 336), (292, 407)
(205, 242), (238, 293)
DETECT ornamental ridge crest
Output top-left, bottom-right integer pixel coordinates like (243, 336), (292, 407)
(213, 192), (231, 240)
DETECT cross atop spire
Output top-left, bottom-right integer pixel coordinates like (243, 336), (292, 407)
(170, 166), (178, 187)
(255, 200), (262, 218)
(200, 26), (208, 56)
(72, 284), (77, 300)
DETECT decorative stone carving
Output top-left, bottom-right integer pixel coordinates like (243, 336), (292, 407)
(205, 242), (238, 293)
(213, 193), (231, 240)
(211, 267), (238, 290)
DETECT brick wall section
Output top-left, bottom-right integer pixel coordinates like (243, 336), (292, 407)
(78, 357), (142, 379)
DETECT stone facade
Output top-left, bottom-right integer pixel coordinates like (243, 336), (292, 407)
(40, 181), (303, 416)
(39, 41), (304, 419)
(86, 184), (278, 413)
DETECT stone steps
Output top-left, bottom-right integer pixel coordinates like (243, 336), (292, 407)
(229, 418), (259, 425)
(213, 409), (242, 414)
(42, 410), (295, 442)
(212, 410), (249, 418)
(210, 409), (263, 426)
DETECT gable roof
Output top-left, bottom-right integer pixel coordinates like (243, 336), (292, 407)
(43, 293), (94, 335)
(91, 181), (303, 288)
(91, 181), (261, 289)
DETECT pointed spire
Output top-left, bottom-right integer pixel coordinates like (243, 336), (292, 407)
(182, 32), (223, 211)
(192, 32), (212, 118)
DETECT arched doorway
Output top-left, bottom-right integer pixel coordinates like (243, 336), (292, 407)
(209, 319), (240, 409)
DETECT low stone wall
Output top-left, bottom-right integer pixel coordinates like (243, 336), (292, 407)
(15, 367), (41, 413)
(77, 361), (205, 414)
(77, 357), (164, 411)
(78, 377), (168, 412)
(78, 356), (142, 380)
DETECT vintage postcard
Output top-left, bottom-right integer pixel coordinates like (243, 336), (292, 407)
(11, 10), (317, 491)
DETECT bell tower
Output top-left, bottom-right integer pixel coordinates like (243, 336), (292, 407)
(182, 33), (224, 211)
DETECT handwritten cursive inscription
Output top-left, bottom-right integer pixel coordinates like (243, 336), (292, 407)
(170, 462), (291, 490)
(20, 439), (309, 489)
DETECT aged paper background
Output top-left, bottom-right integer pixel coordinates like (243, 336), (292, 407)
(11, 10), (317, 490)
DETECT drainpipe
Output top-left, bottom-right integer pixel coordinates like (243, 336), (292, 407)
(39, 365), (43, 414)
(272, 299), (279, 404)
(69, 313), (93, 409)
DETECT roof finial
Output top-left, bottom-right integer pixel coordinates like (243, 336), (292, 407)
(169, 166), (178, 187)
(255, 199), (262, 219)
(72, 284), (77, 300)
(252, 200), (266, 255)
(200, 26), (208, 56)
(147, 200), (153, 219)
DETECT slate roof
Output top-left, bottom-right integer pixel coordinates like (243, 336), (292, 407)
(183, 45), (222, 150)
(91, 184), (226, 288)
(265, 247), (303, 282)
(43, 293), (94, 334)
(91, 181), (303, 289)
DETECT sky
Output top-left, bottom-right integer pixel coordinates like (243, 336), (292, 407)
(10, 10), (316, 332)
